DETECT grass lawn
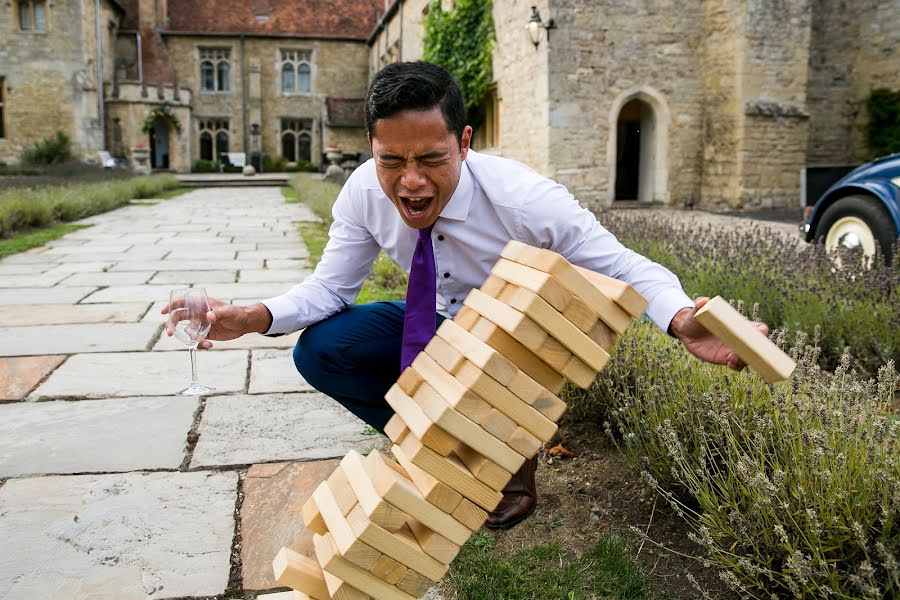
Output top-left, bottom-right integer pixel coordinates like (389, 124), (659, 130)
(0, 223), (92, 259)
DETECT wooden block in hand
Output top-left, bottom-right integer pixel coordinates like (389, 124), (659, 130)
(272, 547), (330, 600)
(385, 384), (458, 456)
(501, 240), (633, 334)
(398, 434), (503, 511)
(694, 296), (796, 383)
(491, 258), (573, 312)
(341, 451), (408, 532)
(392, 442), (463, 513)
(315, 533), (416, 600)
(573, 264), (648, 317)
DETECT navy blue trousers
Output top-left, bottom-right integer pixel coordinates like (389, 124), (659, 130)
(293, 301), (446, 433)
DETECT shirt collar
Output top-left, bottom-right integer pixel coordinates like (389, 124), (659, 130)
(438, 159), (473, 222)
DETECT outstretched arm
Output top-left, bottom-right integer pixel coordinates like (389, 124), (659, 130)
(667, 296), (769, 370)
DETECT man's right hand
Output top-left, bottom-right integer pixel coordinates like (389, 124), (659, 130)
(161, 297), (273, 349)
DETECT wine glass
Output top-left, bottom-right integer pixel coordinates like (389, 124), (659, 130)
(167, 288), (215, 396)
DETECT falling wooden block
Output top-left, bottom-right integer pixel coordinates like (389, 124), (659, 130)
(454, 305), (480, 329)
(436, 319), (517, 385)
(479, 408), (519, 444)
(328, 467), (359, 518)
(451, 497), (489, 531)
(694, 296), (797, 383)
(312, 481), (381, 570)
(407, 517), (461, 565)
(454, 443), (512, 491)
(369, 554), (409, 586)
(391, 442), (463, 513)
(505, 369), (567, 422)
(385, 384), (458, 457)
(345, 505), (448, 582)
(341, 452), (408, 532)
(501, 240), (632, 334)
(423, 335), (467, 373)
(302, 493), (329, 536)
(366, 450), (472, 546)
(573, 264), (648, 317)
(507, 427), (543, 458)
(562, 295), (602, 333)
(411, 355), (492, 423)
(314, 533), (416, 600)
(323, 569), (371, 600)
(463, 288), (549, 351)
(586, 318), (618, 351)
(273, 547), (331, 600)
(383, 414), (408, 445)
(396, 569), (435, 597)
(491, 258), (573, 312)
(398, 434), (503, 511)
(561, 353), (598, 389)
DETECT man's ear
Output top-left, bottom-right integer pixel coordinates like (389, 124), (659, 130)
(367, 132), (373, 146)
(459, 125), (473, 160)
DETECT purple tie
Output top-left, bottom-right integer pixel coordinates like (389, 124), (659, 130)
(401, 225), (437, 371)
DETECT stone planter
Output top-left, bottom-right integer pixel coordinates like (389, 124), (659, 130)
(131, 147), (151, 175)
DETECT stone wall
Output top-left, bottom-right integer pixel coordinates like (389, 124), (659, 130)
(807, 0), (900, 164)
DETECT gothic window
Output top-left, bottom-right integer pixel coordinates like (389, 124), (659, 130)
(0, 77), (5, 138)
(280, 50), (312, 93)
(280, 118), (313, 162)
(199, 48), (231, 92)
(18, 0), (47, 31)
(198, 118), (230, 161)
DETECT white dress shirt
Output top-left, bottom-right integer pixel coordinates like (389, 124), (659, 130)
(262, 149), (693, 335)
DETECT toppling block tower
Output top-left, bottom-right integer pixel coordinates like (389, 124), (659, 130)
(272, 240), (649, 600)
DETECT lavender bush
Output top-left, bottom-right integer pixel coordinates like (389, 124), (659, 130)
(601, 212), (899, 377)
(571, 321), (899, 598)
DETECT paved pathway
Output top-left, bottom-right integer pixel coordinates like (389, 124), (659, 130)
(0, 187), (386, 599)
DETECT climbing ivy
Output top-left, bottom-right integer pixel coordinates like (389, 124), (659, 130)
(142, 104), (182, 136)
(864, 88), (900, 157)
(422, 0), (494, 124)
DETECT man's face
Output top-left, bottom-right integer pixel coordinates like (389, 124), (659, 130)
(369, 107), (472, 230)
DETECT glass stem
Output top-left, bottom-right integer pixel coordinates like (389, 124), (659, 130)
(189, 346), (199, 385)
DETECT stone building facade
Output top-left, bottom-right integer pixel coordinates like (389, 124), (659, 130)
(369, 0), (900, 211)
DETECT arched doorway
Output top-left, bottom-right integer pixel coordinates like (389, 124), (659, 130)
(149, 118), (170, 169)
(607, 87), (670, 205)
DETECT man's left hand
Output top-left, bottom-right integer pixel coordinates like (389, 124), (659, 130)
(668, 297), (769, 371)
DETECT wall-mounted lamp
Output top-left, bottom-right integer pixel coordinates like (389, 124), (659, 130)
(526, 6), (555, 48)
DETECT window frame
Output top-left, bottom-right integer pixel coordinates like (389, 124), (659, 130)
(198, 47), (232, 93)
(279, 49), (313, 94)
(17, 0), (47, 32)
(197, 118), (231, 162)
(279, 118), (314, 163)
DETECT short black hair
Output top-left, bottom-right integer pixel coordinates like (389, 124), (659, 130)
(365, 61), (466, 144)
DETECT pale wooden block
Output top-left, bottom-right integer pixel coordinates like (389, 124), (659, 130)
(561, 353), (598, 389)
(586, 318), (618, 351)
(506, 370), (567, 423)
(501, 240), (633, 334)
(573, 264), (648, 317)
(453, 359), (558, 442)
(535, 334), (573, 372)
(366, 450), (472, 546)
(385, 384), (458, 456)
(392, 442), (463, 513)
(313, 481), (381, 570)
(410, 377), (526, 474)
(562, 295), (601, 333)
(468, 316), (565, 392)
(272, 546), (330, 600)
(315, 533), (416, 600)
(407, 518), (461, 565)
(423, 335), (466, 373)
(341, 451), (408, 532)
(398, 434), (503, 511)
(383, 414), (409, 445)
(370, 554), (409, 586)
(324, 569), (372, 600)
(479, 408), (518, 444)
(328, 466), (359, 517)
(694, 296), (797, 383)
(454, 305), (480, 329)
(500, 284), (610, 371)
(479, 274), (508, 297)
(454, 443), (512, 491)
(396, 569), (435, 597)
(452, 498), (489, 531)
(491, 258), (572, 312)
(301, 494), (328, 536)
(396, 367), (425, 397)
(461, 289), (548, 354)
(346, 506), (448, 582)
(412, 355), (492, 422)
(507, 427), (543, 458)
(436, 318), (517, 385)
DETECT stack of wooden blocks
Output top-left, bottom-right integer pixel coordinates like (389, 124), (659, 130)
(271, 240), (649, 600)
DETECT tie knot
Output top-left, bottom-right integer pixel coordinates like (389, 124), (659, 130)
(418, 225), (434, 241)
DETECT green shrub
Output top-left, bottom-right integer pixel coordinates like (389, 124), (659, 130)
(287, 159), (319, 173)
(20, 131), (73, 165)
(575, 321), (900, 599)
(263, 154), (287, 172)
(603, 212), (899, 376)
(192, 159), (219, 173)
(289, 173), (342, 227)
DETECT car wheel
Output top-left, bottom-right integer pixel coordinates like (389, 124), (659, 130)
(817, 194), (895, 264)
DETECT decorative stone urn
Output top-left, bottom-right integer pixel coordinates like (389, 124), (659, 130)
(324, 146), (344, 181)
(131, 146), (151, 175)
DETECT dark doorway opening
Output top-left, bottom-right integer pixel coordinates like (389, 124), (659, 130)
(149, 118), (170, 169)
(615, 100), (642, 201)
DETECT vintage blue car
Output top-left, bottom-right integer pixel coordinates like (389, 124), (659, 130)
(801, 153), (900, 262)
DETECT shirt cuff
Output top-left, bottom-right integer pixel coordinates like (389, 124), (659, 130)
(260, 294), (299, 336)
(645, 287), (694, 334)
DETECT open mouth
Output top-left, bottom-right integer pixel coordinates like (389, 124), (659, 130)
(402, 196), (433, 217)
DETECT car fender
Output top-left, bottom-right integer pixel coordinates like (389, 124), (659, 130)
(808, 181), (900, 241)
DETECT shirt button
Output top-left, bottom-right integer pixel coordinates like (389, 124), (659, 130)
(437, 235), (445, 241)
(443, 272), (450, 278)
(450, 298), (457, 304)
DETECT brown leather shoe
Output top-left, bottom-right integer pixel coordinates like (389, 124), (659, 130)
(485, 456), (537, 530)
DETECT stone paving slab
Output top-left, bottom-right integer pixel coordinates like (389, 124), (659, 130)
(190, 392), (383, 468)
(166, 249), (239, 260)
(240, 460), (340, 590)
(0, 273), (69, 288)
(80, 284), (181, 303)
(30, 350), (248, 399)
(0, 302), (150, 327)
(267, 259), (311, 270)
(0, 396), (197, 476)
(0, 286), (96, 305)
(0, 471), (236, 598)
(150, 270), (238, 285)
(238, 269), (308, 283)
(42, 261), (116, 275)
(42, 243), (134, 255)
(238, 250), (308, 260)
(249, 348), (312, 394)
(109, 259), (264, 272)
(154, 329), (301, 351)
(0, 355), (66, 400)
(0, 323), (162, 357)
(60, 271), (155, 286)
(0, 264), (52, 275)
